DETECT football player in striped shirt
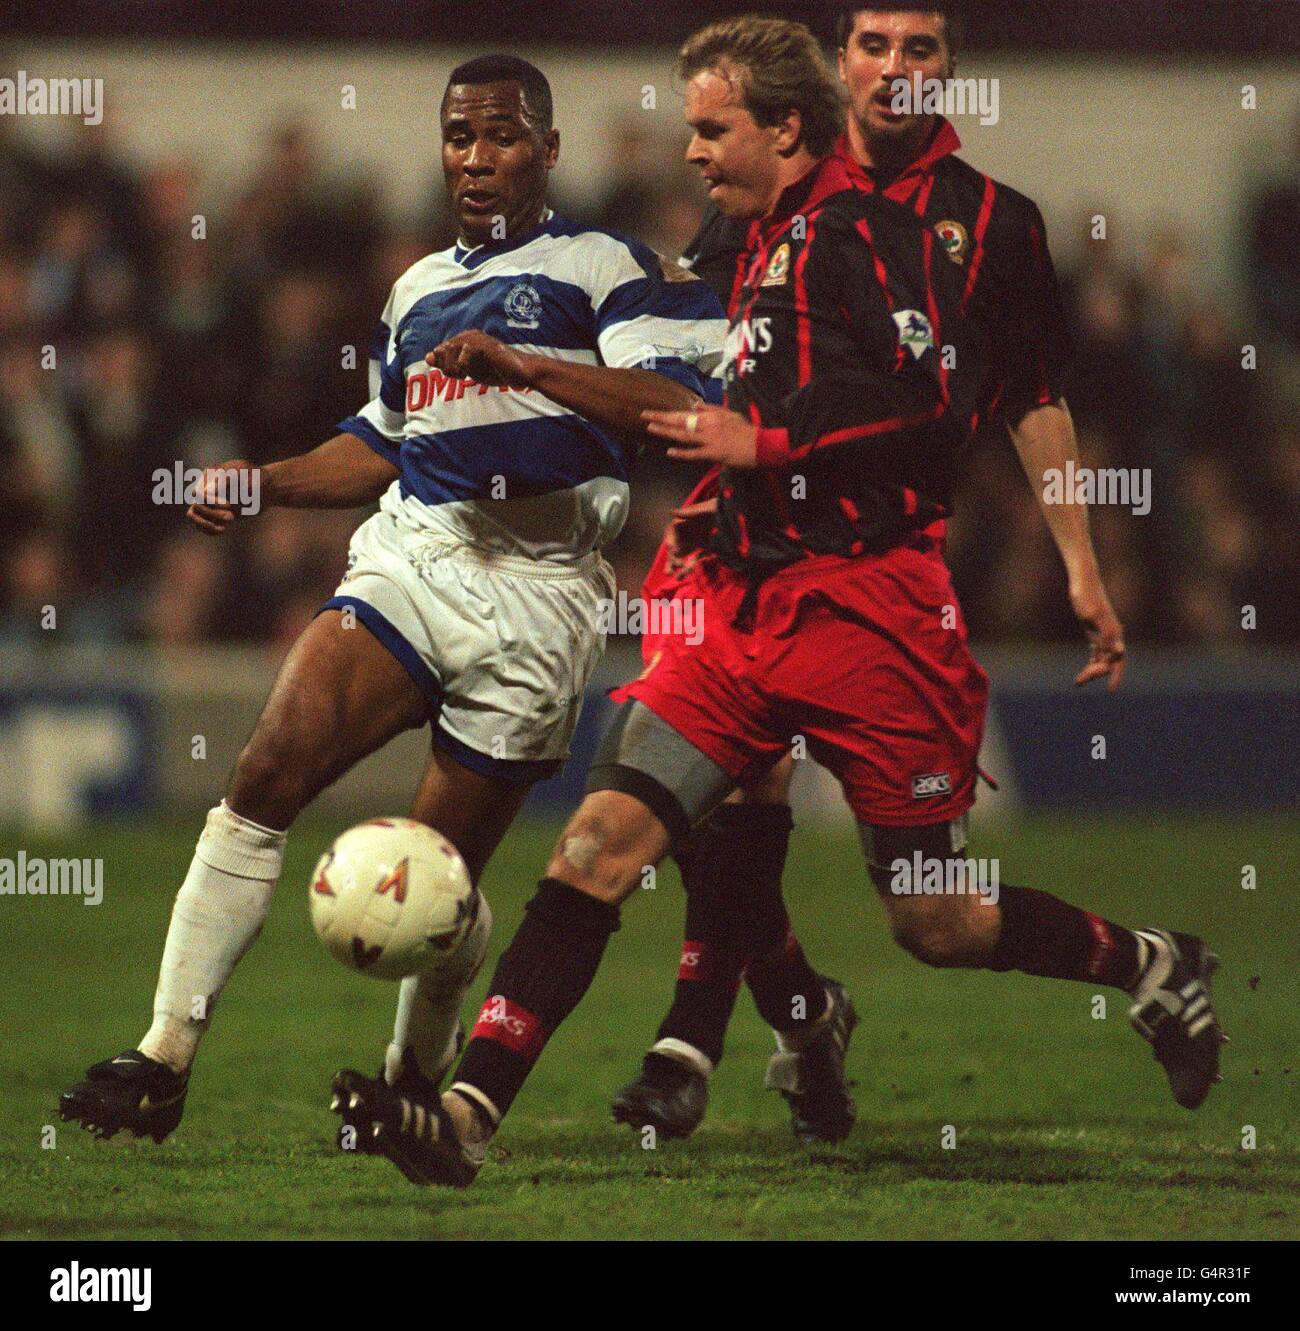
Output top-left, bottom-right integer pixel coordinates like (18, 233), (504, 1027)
(613, 1), (1202, 1147)
(58, 54), (728, 1161)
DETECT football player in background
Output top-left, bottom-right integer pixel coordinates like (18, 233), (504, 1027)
(612, 0), (1176, 1146)
(58, 55), (727, 1176)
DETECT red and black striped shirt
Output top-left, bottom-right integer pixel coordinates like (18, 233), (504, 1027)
(685, 117), (1071, 428)
(706, 154), (989, 572)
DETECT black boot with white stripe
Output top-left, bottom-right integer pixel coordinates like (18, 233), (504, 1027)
(1127, 929), (1225, 1109)
(329, 1064), (484, 1187)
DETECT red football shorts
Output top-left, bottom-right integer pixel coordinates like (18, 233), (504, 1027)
(613, 530), (988, 827)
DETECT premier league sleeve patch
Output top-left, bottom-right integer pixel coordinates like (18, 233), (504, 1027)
(892, 309), (936, 359)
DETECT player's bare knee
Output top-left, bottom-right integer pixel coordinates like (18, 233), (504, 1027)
(548, 827), (624, 903)
(884, 899), (980, 969)
(548, 795), (659, 904)
(889, 917), (964, 968)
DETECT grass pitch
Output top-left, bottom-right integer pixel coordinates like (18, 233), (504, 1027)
(2, 812), (1296, 1241)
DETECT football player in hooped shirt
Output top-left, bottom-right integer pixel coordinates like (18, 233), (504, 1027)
(57, 54), (727, 1161)
(612, 2), (1223, 1147)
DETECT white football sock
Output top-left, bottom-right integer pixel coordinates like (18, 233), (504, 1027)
(386, 892), (493, 1086)
(138, 801), (285, 1074)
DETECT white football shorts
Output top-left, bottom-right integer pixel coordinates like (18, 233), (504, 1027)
(322, 510), (616, 784)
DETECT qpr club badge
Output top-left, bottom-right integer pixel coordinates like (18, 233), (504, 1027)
(504, 281), (543, 330)
(934, 219), (970, 265)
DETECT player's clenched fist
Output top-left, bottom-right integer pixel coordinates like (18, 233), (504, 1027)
(426, 331), (535, 389)
(185, 459), (260, 536)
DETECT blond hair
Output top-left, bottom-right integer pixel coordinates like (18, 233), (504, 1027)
(679, 16), (845, 158)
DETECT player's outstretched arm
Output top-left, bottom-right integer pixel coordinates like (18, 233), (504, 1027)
(1008, 400), (1126, 691)
(185, 432), (399, 535)
(427, 332), (701, 443)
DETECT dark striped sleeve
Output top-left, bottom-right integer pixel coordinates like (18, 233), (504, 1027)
(981, 193), (1072, 424)
(681, 205), (751, 314)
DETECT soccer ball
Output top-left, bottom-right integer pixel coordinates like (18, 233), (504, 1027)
(309, 818), (475, 981)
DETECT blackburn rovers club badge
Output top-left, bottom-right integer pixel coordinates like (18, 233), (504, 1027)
(934, 219), (970, 265)
(762, 242), (792, 287)
(504, 281), (543, 329)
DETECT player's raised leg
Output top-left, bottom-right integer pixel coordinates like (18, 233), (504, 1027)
(331, 747), (528, 1169)
(359, 787), (674, 1186)
(353, 702), (738, 1186)
(59, 607), (430, 1141)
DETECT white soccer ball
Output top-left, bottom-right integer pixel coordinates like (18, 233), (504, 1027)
(309, 818), (475, 981)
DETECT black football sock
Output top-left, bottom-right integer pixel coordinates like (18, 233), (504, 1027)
(989, 883), (1141, 988)
(654, 804), (789, 1068)
(451, 878), (620, 1125)
(734, 798), (824, 1027)
(731, 804), (826, 1035)
(746, 918), (829, 1035)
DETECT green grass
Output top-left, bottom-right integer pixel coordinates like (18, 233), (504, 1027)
(1, 813), (1296, 1240)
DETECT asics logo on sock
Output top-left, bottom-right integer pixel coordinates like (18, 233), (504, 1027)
(471, 996), (547, 1059)
(480, 1008), (527, 1037)
(678, 940), (706, 981)
(1084, 911), (1115, 978)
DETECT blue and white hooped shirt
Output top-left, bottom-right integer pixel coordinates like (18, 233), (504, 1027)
(339, 211), (728, 564)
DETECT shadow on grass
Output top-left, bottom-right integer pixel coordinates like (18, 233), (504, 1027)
(494, 1119), (1298, 1194)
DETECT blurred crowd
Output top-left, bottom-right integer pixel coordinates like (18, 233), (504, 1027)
(1, 110), (1297, 651)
